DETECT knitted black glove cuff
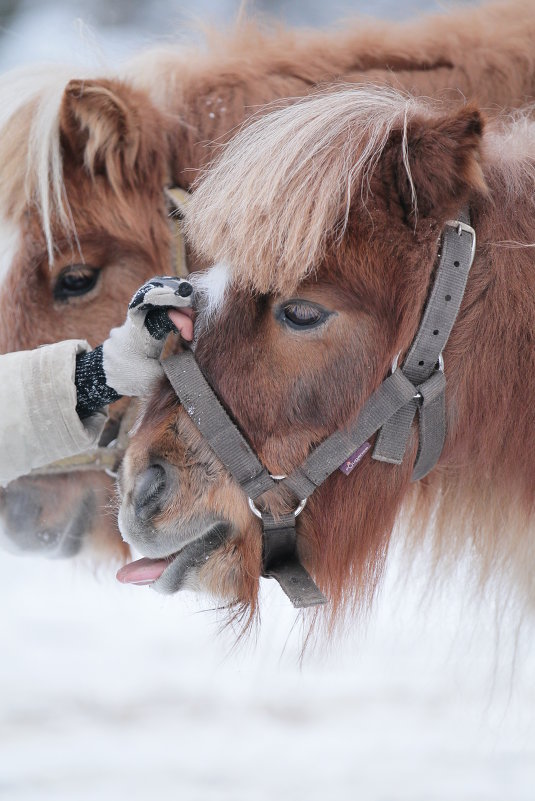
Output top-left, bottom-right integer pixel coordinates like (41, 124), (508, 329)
(75, 345), (121, 420)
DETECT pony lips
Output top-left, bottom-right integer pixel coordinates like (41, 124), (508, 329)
(116, 524), (230, 589)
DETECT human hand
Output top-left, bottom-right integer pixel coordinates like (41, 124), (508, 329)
(102, 276), (194, 396)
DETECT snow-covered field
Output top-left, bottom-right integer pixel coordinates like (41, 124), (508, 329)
(1, 1), (534, 799)
(1, 547), (535, 801)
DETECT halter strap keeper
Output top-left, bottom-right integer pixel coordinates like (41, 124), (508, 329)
(373, 209), (476, 478)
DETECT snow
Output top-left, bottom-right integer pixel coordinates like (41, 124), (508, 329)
(1, 547), (534, 801)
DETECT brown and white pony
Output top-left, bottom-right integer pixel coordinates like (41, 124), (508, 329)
(119, 86), (535, 629)
(2, 0), (535, 563)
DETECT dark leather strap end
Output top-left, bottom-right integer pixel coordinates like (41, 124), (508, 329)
(266, 559), (327, 608)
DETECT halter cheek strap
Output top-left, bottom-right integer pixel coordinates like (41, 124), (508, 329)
(165, 186), (190, 279)
(373, 210), (475, 478)
(163, 210), (476, 609)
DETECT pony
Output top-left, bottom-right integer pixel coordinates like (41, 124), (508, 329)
(2, 0), (535, 564)
(118, 85), (535, 630)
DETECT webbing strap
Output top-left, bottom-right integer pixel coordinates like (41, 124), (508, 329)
(372, 369), (446, 473)
(161, 211), (475, 608)
(266, 558), (328, 607)
(412, 370), (446, 480)
(281, 368), (416, 500)
(163, 351), (326, 607)
(163, 351), (275, 499)
(261, 512), (327, 607)
(165, 186), (190, 279)
(373, 210), (475, 478)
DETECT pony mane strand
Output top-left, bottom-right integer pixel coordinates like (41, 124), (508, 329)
(0, 64), (82, 262)
(185, 85), (421, 295)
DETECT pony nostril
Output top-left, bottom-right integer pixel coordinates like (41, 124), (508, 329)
(134, 464), (167, 521)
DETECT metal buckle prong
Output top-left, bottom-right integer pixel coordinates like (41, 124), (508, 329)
(445, 219), (476, 266)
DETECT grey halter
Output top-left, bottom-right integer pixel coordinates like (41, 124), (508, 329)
(163, 210), (476, 608)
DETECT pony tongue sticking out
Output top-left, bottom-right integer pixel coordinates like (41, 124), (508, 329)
(117, 557), (169, 585)
(119, 85), (535, 630)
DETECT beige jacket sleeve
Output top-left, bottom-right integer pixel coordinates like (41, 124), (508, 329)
(0, 340), (107, 486)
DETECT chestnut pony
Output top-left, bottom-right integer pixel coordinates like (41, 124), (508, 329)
(2, 1), (535, 563)
(120, 87), (535, 628)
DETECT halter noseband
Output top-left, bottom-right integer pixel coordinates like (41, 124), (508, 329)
(162, 210), (476, 608)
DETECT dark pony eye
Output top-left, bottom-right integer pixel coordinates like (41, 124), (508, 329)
(280, 300), (326, 329)
(54, 265), (100, 301)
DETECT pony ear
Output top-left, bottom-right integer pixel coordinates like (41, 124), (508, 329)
(59, 78), (148, 189)
(387, 105), (486, 221)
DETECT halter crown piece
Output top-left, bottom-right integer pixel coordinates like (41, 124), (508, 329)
(164, 209), (476, 608)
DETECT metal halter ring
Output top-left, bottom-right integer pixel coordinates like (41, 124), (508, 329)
(391, 352), (444, 402)
(391, 351), (444, 375)
(104, 438), (120, 479)
(248, 473), (307, 519)
(248, 496), (307, 519)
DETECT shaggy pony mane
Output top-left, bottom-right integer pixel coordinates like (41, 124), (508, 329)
(0, 65), (81, 261)
(185, 86), (535, 297)
(185, 86), (425, 294)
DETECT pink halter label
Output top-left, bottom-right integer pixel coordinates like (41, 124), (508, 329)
(339, 441), (371, 475)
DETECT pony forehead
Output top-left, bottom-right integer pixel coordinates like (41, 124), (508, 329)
(184, 85), (422, 296)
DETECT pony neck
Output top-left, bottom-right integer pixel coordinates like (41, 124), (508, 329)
(151, 0), (535, 186)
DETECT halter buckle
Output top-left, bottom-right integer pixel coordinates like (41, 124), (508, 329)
(391, 352), (444, 401)
(445, 218), (476, 265)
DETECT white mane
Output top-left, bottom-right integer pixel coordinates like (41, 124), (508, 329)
(185, 86), (535, 297)
(184, 85), (420, 295)
(0, 64), (94, 264)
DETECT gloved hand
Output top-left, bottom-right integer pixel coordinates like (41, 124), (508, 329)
(103, 276), (193, 396)
(75, 276), (193, 419)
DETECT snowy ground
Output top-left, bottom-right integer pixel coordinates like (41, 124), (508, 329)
(1, 545), (535, 801)
(1, 1), (534, 799)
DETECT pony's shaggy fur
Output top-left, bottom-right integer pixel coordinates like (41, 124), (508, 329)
(122, 86), (535, 629)
(128, 0), (535, 183)
(185, 86), (423, 295)
(2, 0), (535, 267)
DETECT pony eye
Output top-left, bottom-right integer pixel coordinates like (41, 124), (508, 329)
(54, 265), (100, 301)
(280, 300), (326, 329)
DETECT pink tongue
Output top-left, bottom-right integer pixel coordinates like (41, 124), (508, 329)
(116, 557), (169, 586)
